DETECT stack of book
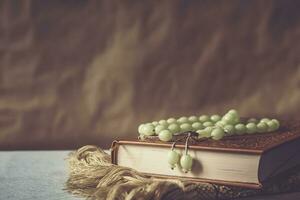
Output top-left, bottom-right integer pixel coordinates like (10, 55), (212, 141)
(111, 120), (300, 199)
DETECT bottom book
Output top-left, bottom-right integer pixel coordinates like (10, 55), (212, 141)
(111, 139), (300, 199)
(136, 165), (300, 200)
(67, 145), (300, 200)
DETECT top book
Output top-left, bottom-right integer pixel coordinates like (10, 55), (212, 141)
(111, 121), (300, 188)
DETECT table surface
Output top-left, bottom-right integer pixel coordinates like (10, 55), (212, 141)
(0, 151), (300, 200)
(0, 151), (82, 200)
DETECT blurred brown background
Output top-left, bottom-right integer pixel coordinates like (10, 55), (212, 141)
(0, 0), (300, 150)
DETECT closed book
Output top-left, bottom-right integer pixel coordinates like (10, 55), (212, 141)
(111, 121), (300, 188)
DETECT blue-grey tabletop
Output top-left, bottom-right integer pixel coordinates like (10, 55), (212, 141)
(0, 151), (82, 200)
(0, 150), (300, 200)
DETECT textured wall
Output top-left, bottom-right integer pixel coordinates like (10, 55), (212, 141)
(0, 0), (300, 149)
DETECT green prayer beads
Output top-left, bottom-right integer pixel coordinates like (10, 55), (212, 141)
(137, 109), (280, 142)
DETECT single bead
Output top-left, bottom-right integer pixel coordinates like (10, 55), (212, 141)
(180, 154), (193, 173)
(197, 129), (211, 138)
(267, 120), (278, 132)
(222, 113), (236, 125)
(271, 119), (280, 129)
(152, 121), (159, 126)
(260, 118), (270, 123)
(139, 134), (146, 140)
(188, 116), (198, 123)
(210, 114), (221, 123)
(180, 123), (192, 132)
(211, 128), (225, 140)
(204, 126), (214, 133)
(228, 109), (238, 117)
(155, 125), (166, 134)
(257, 122), (268, 133)
(192, 122), (203, 130)
(215, 120), (227, 128)
(227, 109), (240, 124)
(235, 124), (246, 135)
(203, 121), (214, 127)
(246, 123), (257, 134)
(224, 124), (235, 135)
(142, 124), (155, 136)
(177, 117), (189, 124)
(167, 118), (177, 124)
(158, 130), (173, 142)
(168, 123), (180, 134)
(159, 120), (169, 126)
(168, 150), (180, 167)
(199, 115), (210, 123)
(138, 124), (144, 134)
